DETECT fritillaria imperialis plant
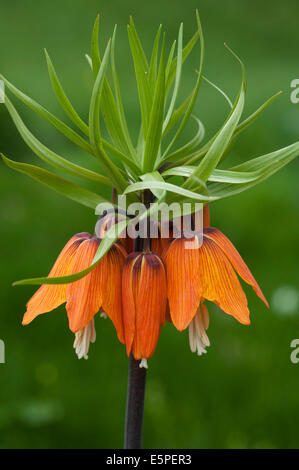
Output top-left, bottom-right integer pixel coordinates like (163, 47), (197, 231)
(1, 12), (298, 448)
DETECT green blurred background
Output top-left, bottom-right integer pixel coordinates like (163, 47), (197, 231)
(0, 0), (299, 449)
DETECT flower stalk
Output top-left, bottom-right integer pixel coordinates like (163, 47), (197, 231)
(124, 354), (147, 449)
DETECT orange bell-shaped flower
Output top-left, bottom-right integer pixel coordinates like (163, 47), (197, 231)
(122, 252), (167, 361)
(23, 232), (127, 358)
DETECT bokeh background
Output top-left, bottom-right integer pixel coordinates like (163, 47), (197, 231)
(0, 0), (299, 449)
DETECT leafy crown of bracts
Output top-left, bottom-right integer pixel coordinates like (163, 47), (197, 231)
(1, 11), (298, 287)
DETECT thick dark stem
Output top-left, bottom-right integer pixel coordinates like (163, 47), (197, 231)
(124, 354), (147, 449)
(123, 189), (153, 449)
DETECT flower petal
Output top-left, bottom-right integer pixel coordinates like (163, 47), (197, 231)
(122, 252), (167, 359)
(102, 242), (127, 343)
(66, 236), (106, 332)
(199, 237), (250, 325)
(134, 254), (167, 359)
(122, 253), (141, 356)
(22, 232), (90, 326)
(163, 237), (202, 331)
(204, 228), (269, 308)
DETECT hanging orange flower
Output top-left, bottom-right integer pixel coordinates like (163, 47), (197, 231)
(122, 252), (167, 366)
(163, 207), (269, 355)
(23, 232), (127, 359)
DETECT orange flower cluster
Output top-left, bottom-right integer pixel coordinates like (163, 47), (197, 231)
(23, 207), (268, 363)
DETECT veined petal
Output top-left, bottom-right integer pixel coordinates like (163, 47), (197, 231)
(204, 228), (269, 308)
(203, 204), (210, 228)
(163, 237), (202, 331)
(22, 232), (90, 326)
(66, 236), (106, 332)
(102, 242), (127, 343)
(198, 237), (250, 325)
(122, 252), (167, 359)
(134, 254), (167, 359)
(122, 253), (142, 356)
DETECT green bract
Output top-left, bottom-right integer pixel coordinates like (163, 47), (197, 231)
(1, 11), (298, 286)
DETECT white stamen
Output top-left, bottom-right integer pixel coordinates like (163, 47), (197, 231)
(73, 318), (96, 360)
(188, 304), (210, 356)
(100, 312), (108, 319)
(139, 358), (148, 369)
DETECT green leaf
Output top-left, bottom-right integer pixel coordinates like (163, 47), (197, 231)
(148, 25), (162, 94)
(45, 49), (89, 136)
(91, 19), (138, 160)
(161, 11), (204, 161)
(142, 36), (165, 172)
(208, 142), (299, 198)
(4, 95), (112, 186)
(89, 40), (129, 193)
(91, 15), (101, 77)
(162, 91), (193, 137)
(1, 154), (108, 209)
(128, 20), (151, 137)
(202, 76), (233, 109)
(181, 91), (282, 168)
(0, 74), (95, 157)
(85, 53), (93, 71)
(140, 171), (166, 199)
(166, 24), (200, 92)
(163, 23), (183, 132)
(160, 116), (205, 165)
(13, 219), (129, 286)
(232, 91), (283, 139)
(184, 44), (246, 187)
(110, 25), (138, 161)
(165, 39), (177, 84)
(123, 179), (214, 202)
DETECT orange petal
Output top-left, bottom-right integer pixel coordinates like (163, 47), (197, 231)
(22, 232), (90, 326)
(163, 237), (202, 331)
(122, 252), (167, 359)
(102, 242), (127, 344)
(204, 228), (269, 308)
(198, 237), (250, 325)
(134, 253), (167, 359)
(151, 236), (171, 257)
(203, 204), (210, 228)
(66, 237), (106, 332)
(122, 253), (141, 356)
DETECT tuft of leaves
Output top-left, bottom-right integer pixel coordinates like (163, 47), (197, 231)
(1, 11), (298, 286)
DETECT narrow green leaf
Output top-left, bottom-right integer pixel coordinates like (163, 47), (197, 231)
(124, 179), (215, 202)
(163, 23), (183, 132)
(91, 15), (101, 78)
(4, 96), (112, 186)
(1, 74), (95, 157)
(45, 49), (89, 136)
(140, 171), (166, 199)
(181, 91), (282, 168)
(202, 76), (233, 109)
(89, 41), (129, 193)
(85, 53), (93, 71)
(161, 11), (204, 160)
(184, 45), (246, 187)
(165, 39), (177, 84)
(13, 219), (129, 286)
(208, 142), (299, 198)
(142, 37), (165, 172)
(1, 154), (108, 209)
(111, 25), (138, 160)
(162, 91), (193, 136)
(166, 26), (200, 92)
(233, 91), (283, 139)
(160, 116), (205, 166)
(127, 22), (151, 137)
(148, 25), (162, 94)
